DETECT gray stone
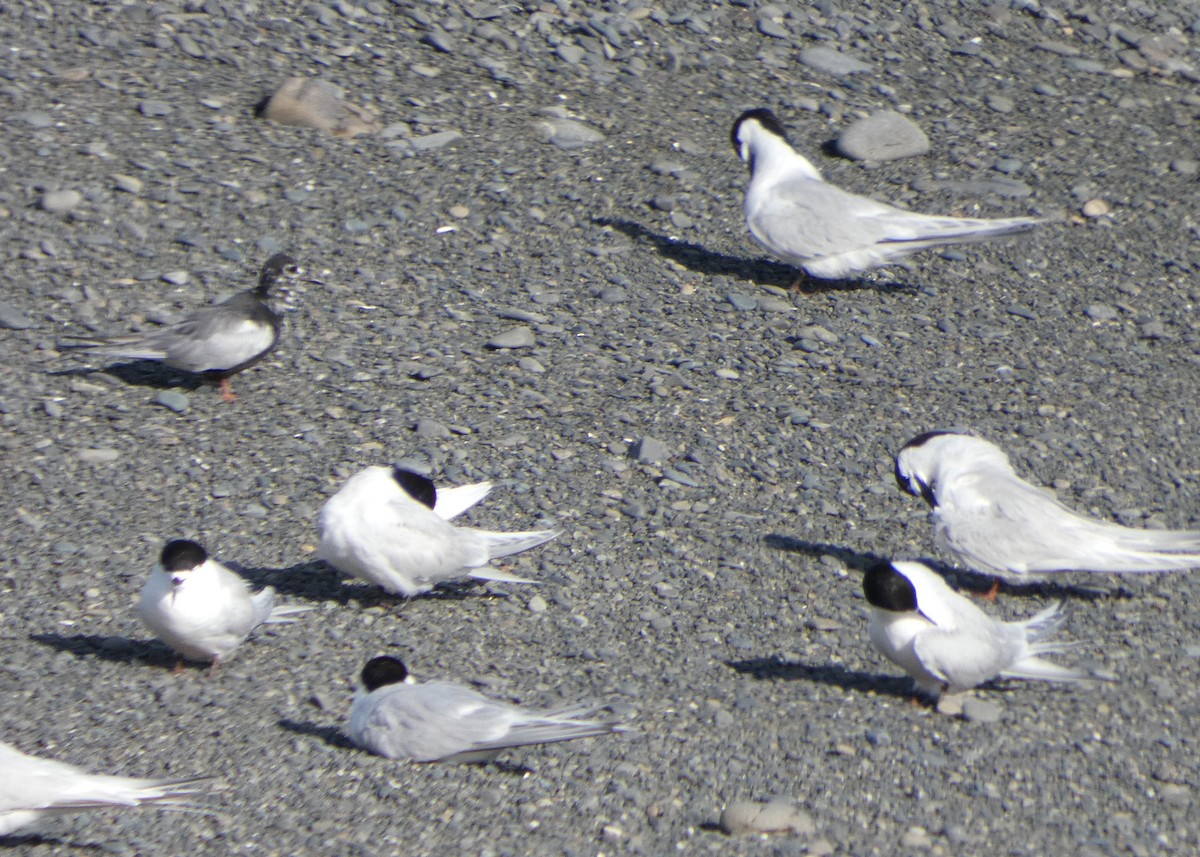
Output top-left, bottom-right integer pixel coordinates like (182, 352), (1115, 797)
(556, 44), (586, 64)
(414, 417), (451, 438)
(139, 99), (172, 117)
(40, 189), (83, 215)
(837, 112), (930, 161)
(720, 798), (815, 836)
(0, 303), (35, 330)
(532, 116), (605, 150)
(153, 391), (190, 413)
(77, 448), (120, 464)
(631, 436), (668, 465)
(410, 130), (463, 151)
(726, 293), (757, 311)
(962, 697), (1002, 724)
(1086, 303), (1119, 321)
(798, 46), (872, 76)
(486, 326), (537, 349)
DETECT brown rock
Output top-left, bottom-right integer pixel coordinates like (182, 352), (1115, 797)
(261, 77), (379, 138)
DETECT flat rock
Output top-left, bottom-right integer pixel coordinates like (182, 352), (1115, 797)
(837, 112), (930, 161)
(0, 302), (35, 330)
(40, 189), (83, 214)
(798, 46), (872, 76)
(531, 116), (605, 150)
(720, 798), (815, 836)
(486, 326), (536, 349)
(261, 77), (379, 138)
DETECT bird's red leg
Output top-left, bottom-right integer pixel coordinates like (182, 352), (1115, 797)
(172, 659), (186, 675)
(218, 378), (237, 403)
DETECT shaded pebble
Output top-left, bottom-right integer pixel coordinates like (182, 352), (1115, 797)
(630, 436), (667, 465)
(0, 302), (35, 330)
(962, 697), (1002, 724)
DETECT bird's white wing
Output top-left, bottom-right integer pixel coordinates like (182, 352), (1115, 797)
(938, 470), (1200, 574)
(749, 178), (900, 260)
(353, 683), (516, 762)
(912, 621), (1025, 691)
(162, 315), (276, 373)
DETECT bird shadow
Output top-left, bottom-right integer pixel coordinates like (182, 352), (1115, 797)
(234, 560), (518, 606)
(29, 632), (178, 669)
(594, 217), (916, 294)
(763, 534), (1129, 602)
(727, 657), (915, 700)
(277, 718), (358, 751)
(49, 361), (205, 392)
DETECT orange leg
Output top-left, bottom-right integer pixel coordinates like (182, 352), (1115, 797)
(218, 377), (237, 403)
(971, 579), (1001, 601)
(172, 659), (186, 675)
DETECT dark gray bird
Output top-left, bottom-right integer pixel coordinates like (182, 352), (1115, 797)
(348, 656), (626, 764)
(61, 253), (309, 401)
(731, 108), (1047, 280)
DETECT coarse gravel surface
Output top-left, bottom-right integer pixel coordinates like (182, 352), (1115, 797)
(2, 0), (1200, 855)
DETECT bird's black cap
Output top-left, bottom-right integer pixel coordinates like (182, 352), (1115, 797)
(257, 253), (300, 294)
(390, 467), (437, 509)
(730, 108), (789, 154)
(160, 539), (207, 572)
(362, 656), (409, 691)
(863, 561), (918, 612)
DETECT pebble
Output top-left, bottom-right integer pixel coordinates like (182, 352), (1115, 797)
(1085, 303), (1118, 321)
(113, 174), (143, 194)
(720, 798), (815, 836)
(409, 130), (463, 151)
(0, 302), (35, 330)
(414, 418), (451, 438)
(961, 697), (1002, 724)
(261, 77), (379, 138)
(40, 189), (83, 215)
(837, 112), (931, 161)
(527, 595), (548, 613)
(798, 46), (872, 76)
(162, 271), (190, 286)
(631, 436), (667, 465)
(726, 293), (757, 311)
(153, 391), (190, 413)
(1082, 199), (1111, 217)
(139, 99), (172, 117)
(486, 327), (536, 349)
(900, 826), (933, 849)
(531, 116), (606, 150)
(77, 448), (120, 464)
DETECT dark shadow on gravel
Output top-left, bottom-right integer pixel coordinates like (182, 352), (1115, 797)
(728, 657), (915, 700)
(278, 719), (358, 751)
(30, 632), (177, 669)
(235, 561), (520, 606)
(49, 362), (205, 393)
(595, 217), (915, 294)
(764, 534), (1127, 602)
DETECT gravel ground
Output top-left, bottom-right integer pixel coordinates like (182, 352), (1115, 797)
(3, 0), (1200, 854)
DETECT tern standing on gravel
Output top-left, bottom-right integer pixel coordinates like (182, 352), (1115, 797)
(0, 741), (208, 836)
(348, 655), (625, 763)
(61, 253), (311, 401)
(862, 560), (1095, 698)
(894, 431), (1200, 583)
(138, 539), (310, 670)
(730, 108), (1047, 280)
(317, 466), (561, 597)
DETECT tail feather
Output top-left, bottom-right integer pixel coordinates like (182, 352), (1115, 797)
(433, 481), (493, 521)
(59, 334), (166, 361)
(474, 711), (626, 752)
(1020, 601), (1066, 643)
(1000, 656), (1100, 685)
(59, 774), (213, 811)
(478, 528), (561, 561)
(882, 214), (1047, 246)
(250, 587), (312, 626)
(466, 567), (537, 586)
